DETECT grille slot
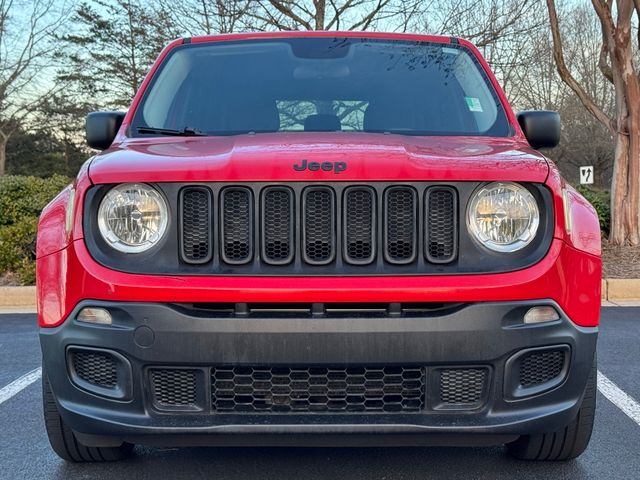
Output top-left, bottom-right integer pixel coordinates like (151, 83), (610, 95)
(262, 187), (294, 265)
(302, 187), (336, 265)
(221, 187), (253, 264)
(519, 350), (565, 388)
(344, 187), (376, 264)
(438, 368), (487, 408)
(150, 369), (198, 408)
(384, 187), (417, 264)
(71, 351), (117, 388)
(425, 187), (457, 263)
(180, 187), (211, 263)
(211, 366), (425, 413)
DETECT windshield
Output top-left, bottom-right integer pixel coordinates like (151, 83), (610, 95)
(132, 37), (512, 137)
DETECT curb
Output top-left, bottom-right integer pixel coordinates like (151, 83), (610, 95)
(0, 286), (36, 309)
(1, 282), (640, 310)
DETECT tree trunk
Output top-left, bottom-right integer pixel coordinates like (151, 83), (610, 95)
(607, 3), (640, 246)
(0, 133), (7, 176)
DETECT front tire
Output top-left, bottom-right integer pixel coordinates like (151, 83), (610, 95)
(506, 355), (596, 461)
(43, 373), (134, 462)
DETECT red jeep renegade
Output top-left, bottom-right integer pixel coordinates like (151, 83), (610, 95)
(37, 32), (601, 462)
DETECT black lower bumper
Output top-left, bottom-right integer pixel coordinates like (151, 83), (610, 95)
(40, 300), (597, 448)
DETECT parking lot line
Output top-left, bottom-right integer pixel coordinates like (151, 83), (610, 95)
(0, 368), (42, 406)
(598, 370), (640, 427)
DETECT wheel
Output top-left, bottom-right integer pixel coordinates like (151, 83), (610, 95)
(43, 373), (134, 462)
(506, 355), (596, 461)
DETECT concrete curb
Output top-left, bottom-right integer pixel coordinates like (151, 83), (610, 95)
(1, 281), (640, 311)
(0, 286), (36, 309)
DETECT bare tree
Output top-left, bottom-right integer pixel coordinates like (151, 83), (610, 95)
(415, 0), (543, 104)
(546, 0), (640, 245)
(0, 0), (70, 176)
(242, 0), (422, 32)
(154, 0), (254, 36)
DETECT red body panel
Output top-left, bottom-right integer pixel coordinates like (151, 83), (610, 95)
(37, 236), (600, 329)
(36, 32), (602, 330)
(88, 134), (549, 184)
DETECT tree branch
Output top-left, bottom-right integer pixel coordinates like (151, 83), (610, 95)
(267, 1), (313, 30)
(545, 0), (614, 133)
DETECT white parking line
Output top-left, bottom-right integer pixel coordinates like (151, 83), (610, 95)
(0, 368), (42, 406)
(598, 370), (640, 426)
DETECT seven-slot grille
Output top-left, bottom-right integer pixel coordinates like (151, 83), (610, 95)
(180, 184), (457, 268)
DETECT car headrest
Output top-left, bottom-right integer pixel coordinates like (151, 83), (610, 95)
(304, 114), (342, 132)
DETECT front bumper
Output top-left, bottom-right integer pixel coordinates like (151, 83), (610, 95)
(40, 299), (597, 447)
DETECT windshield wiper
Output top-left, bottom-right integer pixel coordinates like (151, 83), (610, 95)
(136, 126), (206, 136)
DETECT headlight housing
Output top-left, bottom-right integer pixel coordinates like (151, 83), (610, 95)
(467, 182), (539, 252)
(97, 183), (168, 253)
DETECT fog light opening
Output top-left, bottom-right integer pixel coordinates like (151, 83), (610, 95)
(77, 307), (112, 325)
(524, 306), (560, 324)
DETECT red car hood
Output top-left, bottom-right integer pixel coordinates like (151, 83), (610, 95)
(88, 133), (549, 184)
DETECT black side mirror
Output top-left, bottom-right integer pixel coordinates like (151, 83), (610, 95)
(516, 111), (561, 149)
(86, 111), (126, 150)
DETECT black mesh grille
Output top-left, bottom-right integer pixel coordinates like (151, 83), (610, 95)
(221, 188), (252, 264)
(438, 368), (486, 407)
(303, 188), (335, 264)
(426, 188), (456, 263)
(181, 188), (211, 263)
(385, 187), (417, 263)
(520, 350), (565, 388)
(72, 351), (117, 388)
(344, 187), (375, 264)
(212, 366), (425, 413)
(150, 369), (197, 407)
(262, 187), (294, 264)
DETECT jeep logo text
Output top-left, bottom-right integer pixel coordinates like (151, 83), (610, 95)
(293, 159), (347, 174)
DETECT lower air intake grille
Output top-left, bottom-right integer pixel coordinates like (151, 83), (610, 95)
(438, 368), (487, 408)
(211, 366), (425, 413)
(150, 369), (198, 408)
(71, 351), (117, 388)
(519, 350), (565, 388)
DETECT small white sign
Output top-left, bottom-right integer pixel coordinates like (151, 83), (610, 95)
(580, 166), (594, 185)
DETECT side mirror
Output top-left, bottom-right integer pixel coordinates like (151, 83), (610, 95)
(516, 111), (560, 149)
(86, 111), (126, 150)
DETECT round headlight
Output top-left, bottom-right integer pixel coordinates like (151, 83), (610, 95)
(467, 182), (539, 252)
(98, 183), (168, 253)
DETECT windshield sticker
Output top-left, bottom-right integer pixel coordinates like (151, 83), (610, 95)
(465, 96), (483, 112)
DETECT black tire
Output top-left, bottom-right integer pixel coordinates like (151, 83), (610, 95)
(506, 355), (596, 461)
(43, 374), (134, 462)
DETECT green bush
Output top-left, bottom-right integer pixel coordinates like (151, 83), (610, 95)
(0, 175), (71, 284)
(577, 185), (610, 236)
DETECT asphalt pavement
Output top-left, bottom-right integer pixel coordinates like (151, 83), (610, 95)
(1, 308), (639, 480)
